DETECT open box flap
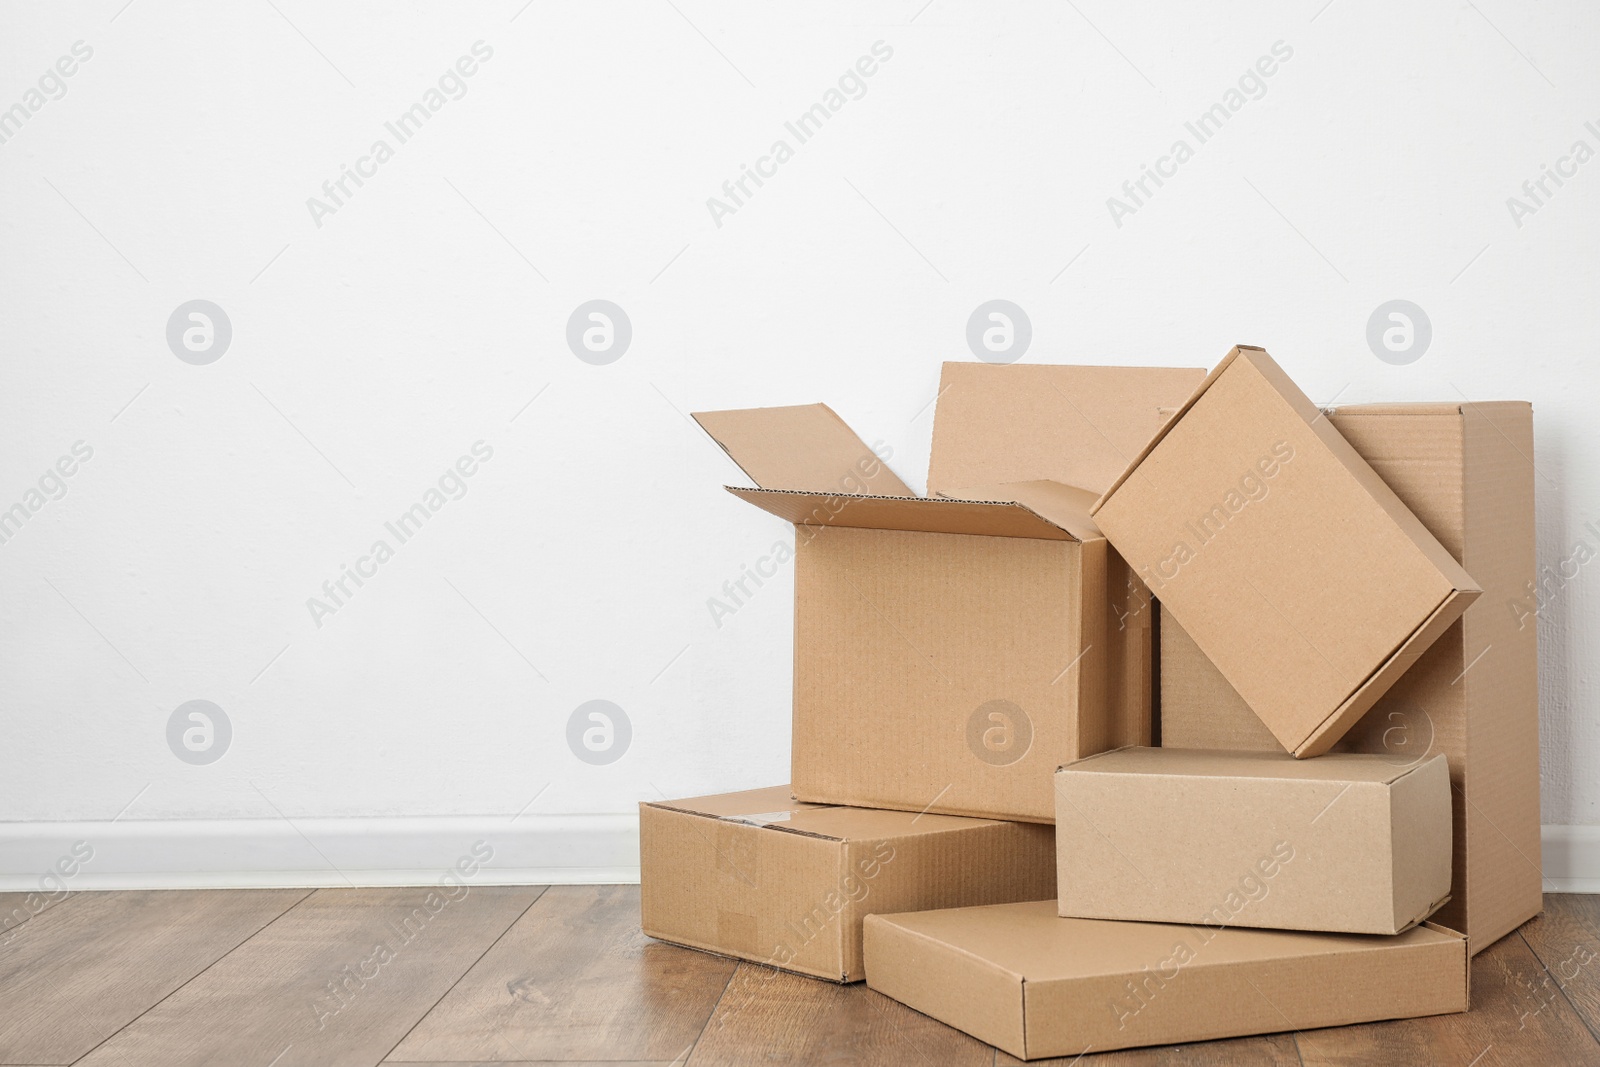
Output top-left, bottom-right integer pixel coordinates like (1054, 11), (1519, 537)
(937, 479), (1103, 542)
(692, 403), (914, 497)
(725, 486), (1080, 541)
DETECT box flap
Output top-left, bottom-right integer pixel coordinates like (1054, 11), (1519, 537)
(927, 363), (1208, 496)
(726, 486), (1081, 541)
(934, 480), (1103, 542)
(692, 403), (914, 496)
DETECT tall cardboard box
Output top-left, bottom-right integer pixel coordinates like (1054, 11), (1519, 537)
(864, 900), (1469, 1060)
(1092, 346), (1482, 757)
(639, 786), (1055, 981)
(1158, 401), (1541, 950)
(1054, 748), (1453, 935)
(694, 403), (1153, 822)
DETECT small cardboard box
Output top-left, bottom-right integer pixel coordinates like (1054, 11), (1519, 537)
(1054, 747), (1452, 935)
(1157, 400), (1541, 950)
(639, 786), (1054, 982)
(1091, 346), (1482, 757)
(694, 401), (1155, 822)
(864, 900), (1469, 1060)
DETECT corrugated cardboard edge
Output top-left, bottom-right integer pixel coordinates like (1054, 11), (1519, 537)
(1458, 400), (1544, 950)
(724, 485), (1090, 542)
(1423, 921), (1474, 1009)
(1294, 587), (1479, 758)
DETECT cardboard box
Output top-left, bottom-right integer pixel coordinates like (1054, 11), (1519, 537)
(926, 362), (1207, 497)
(694, 402), (1153, 822)
(864, 900), (1469, 1060)
(1054, 747), (1452, 935)
(1157, 401), (1541, 949)
(1091, 346), (1482, 757)
(638, 786), (1054, 982)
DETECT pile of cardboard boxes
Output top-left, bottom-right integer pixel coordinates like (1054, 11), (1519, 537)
(640, 346), (1541, 1059)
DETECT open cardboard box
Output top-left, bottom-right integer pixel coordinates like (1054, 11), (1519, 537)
(1092, 346), (1483, 757)
(639, 785), (1054, 981)
(694, 382), (1200, 822)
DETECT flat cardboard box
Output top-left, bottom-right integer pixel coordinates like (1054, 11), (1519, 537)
(1157, 400), (1541, 950)
(1091, 346), (1483, 757)
(864, 900), (1468, 1060)
(638, 786), (1054, 982)
(927, 362), (1207, 497)
(1054, 747), (1452, 935)
(694, 402), (1152, 822)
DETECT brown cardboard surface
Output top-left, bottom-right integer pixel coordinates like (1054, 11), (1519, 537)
(927, 363), (1208, 496)
(863, 900), (1468, 1060)
(695, 399), (1152, 823)
(727, 487), (1078, 540)
(693, 403), (913, 496)
(1156, 401), (1541, 950)
(1092, 347), (1482, 757)
(1055, 748), (1452, 935)
(789, 523), (1145, 821)
(638, 787), (1055, 982)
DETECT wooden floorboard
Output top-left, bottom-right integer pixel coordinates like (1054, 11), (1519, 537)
(1519, 893), (1600, 1045)
(74, 885), (541, 1067)
(687, 962), (993, 1066)
(0, 890), (74, 945)
(1295, 914), (1600, 1066)
(387, 885), (734, 1064)
(2, 889), (1595, 1065)
(0, 888), (307, 1065)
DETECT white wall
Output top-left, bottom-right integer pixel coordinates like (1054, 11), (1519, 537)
(2, 0), (1596, 888)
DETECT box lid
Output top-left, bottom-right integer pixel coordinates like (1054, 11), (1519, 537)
(1063, 745), (1435, 785)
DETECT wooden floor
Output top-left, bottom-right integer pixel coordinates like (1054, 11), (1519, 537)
(0, 888), (1595, 1066)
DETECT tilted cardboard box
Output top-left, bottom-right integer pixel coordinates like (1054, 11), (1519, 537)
(694, 402), (1152, 822)
(638, 786), (1054, 982)
(1092, 346), (1482, 757)
(864, 900), (1468, 1060)
(1157, 400), (1541, 950)
(1054, 748), (1452, 935)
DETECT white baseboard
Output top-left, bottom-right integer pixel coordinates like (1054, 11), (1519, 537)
(1543, 824), (1600, 893)
(2, 819), (1596, 893)
(0, 813), (641, 892)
